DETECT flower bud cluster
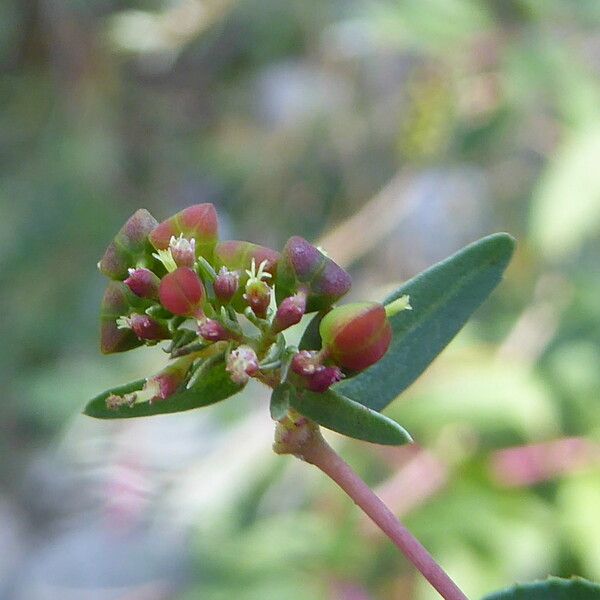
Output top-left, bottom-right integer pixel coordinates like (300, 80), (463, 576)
(97, 203), (408, 413)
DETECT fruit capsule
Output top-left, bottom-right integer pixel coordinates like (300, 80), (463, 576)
(319, 302), (392, 371)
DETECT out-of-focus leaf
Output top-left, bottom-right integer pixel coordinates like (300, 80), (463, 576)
(84, 363), (241, 419)
(289, 388), (412, 445)
(334, 233), (515, 411)
(481, 577), (600, 600)
(298, 311), (324, 350)
(530, 122), (600, 259)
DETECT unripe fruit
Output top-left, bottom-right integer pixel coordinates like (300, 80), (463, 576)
(98, 209), (158, 280)
(128, 314), (170, 341)
(199, 319), (231, 342)
(306, 366), (343, 393)
(276, 236), (351, 311)
(244, 280), (271, 318)
(291, 350), (319, 376)
(124, 268), (160, 299)
(213, 267), (239, 303)
(158, 267), (206, 318)
(149, 203), (218, 261)
(319, 302), (392, 371)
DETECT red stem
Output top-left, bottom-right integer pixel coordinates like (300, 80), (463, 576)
(299, 432), (469, 600)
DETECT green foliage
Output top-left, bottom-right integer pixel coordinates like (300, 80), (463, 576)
(288, 388), (413, 445)
(84, 362), (241, 419)
(335, 233), (515, 411)
(482, 577), (600, 600)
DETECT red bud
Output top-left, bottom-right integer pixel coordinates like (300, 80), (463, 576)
(272, 293), (306, 333)
(128, 313), (170, 341)
(158, 267), (206, 318)
(306, 366), (343, 393)
(124, 268), (160, 299)
(199, 319), (231, 342)
(213, 267), (239, 303)
(319, 302), (392, 371)
(291, 350), (320, 376)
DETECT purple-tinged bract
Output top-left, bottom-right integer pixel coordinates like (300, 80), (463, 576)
(98, 209), (158, 280)
(100, 281), (144, 354)
(277, 236), (351, 311)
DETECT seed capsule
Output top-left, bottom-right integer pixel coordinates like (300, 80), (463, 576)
(158, 267), (206, 318)
(319, 302), (392, 371)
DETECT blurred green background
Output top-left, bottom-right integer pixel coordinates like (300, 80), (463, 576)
(1, 1), (600, 599)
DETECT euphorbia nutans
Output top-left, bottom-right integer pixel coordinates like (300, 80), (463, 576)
(91, 202), (516, 600)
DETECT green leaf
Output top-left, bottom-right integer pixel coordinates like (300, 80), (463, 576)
(289, 388), (412, 446)
(298, 311), (324, 350)
(270, 383), (292, 421)
(84, 362), (242, 419)
(334, 233), (515, 411)
(481, 577), (600, 600)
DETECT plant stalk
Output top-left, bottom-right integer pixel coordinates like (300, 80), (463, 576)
(288, 425), (469, 600)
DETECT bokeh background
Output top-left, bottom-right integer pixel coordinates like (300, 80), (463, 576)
(1, 1), (600, 599)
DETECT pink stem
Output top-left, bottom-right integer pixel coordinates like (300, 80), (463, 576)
(300, 433), (469, 600)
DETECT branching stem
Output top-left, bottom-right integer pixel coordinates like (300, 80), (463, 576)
(275, 419), (469, 600)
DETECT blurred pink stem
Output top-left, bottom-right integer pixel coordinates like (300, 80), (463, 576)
(299, 432), (469, 600)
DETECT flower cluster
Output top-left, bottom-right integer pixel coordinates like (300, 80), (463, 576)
(98, 204), (410, 410)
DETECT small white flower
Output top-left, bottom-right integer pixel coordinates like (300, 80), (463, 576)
(226, 345), (259, 385)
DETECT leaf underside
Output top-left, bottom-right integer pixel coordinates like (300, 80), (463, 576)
(289, 388), (413, 446)
(481, 577), (600, 600)
(84, 362), (242, 419)
(332, 233), (515, 411)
